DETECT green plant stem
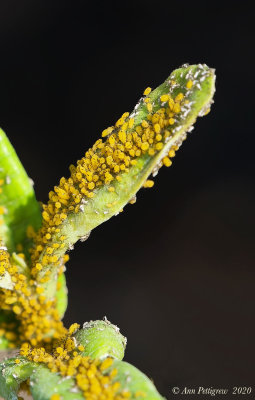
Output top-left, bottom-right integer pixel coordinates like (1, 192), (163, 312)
(38, 64), (215, 299)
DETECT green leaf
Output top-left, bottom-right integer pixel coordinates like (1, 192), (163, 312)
(0, 128), (42, 252)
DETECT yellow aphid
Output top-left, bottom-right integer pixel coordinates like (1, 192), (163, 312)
(163, 157), (172, 167)
(143, 180), (154, 188)
(186, 80), (193, 89)
(146, 103), (153, 112)
(154, 124), (161, 134)
(109, 135), (115, 147)
(173, 103), (181, 113)
(101, 127), (114, 137)
(69, 323), (80, 335)
(128, 118), (134, 128)
(36, 287), (44, 294)
(13, 305), (22, 315)
(63, 254), (69, 263)
(155, 142), (163, 150)
(160, 94), (170, 102)
(88, 182), (95, 190)
(151, 114), (159, 124)
(5, 297), (17, 304)
(119, 130), (126, 143)
(50, 395), (61, 400)
(169, 149), (176, 158)
(168, 98), (175, 110)
(141, 142), (149, 151)
(175, 92), (184, 102)
(100, 357), (114, 371)
(143, 87), (151, 96)
(141, 120), (149, 128)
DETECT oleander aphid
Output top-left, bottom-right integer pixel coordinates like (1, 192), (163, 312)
(0, 64), (215, 400)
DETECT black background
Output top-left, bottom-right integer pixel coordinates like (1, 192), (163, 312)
(0, 1), (255, 398)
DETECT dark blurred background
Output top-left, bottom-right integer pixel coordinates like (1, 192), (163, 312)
(0, 1), (254, 398)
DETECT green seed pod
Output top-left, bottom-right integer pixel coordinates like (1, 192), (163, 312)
(75, 319), (127, 360)
(107, 360), (164, 400)
(35, 64), (215, 299)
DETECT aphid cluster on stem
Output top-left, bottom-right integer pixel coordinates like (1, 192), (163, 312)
(0, 64), (215, 400)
